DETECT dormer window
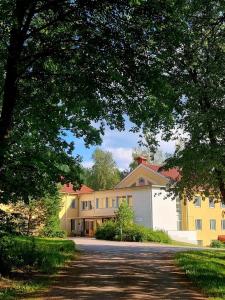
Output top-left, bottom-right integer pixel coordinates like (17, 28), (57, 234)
(139, 177), (145, 185)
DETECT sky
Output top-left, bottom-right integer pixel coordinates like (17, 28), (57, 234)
(68, 119), (176, 170)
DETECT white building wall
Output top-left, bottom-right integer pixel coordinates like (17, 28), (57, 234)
(132, 188), (152, 228)
(151, 186), (177, 231)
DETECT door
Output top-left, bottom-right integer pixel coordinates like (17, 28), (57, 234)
(85, 220), (94, 237)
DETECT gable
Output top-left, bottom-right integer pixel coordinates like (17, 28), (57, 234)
(116, 164), (169, 188)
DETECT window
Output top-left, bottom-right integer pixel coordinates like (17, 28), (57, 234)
(209, 197), (215, 208)
(105, 197), (109, 208)
(221, 220), (225, 230)
(194, 196), (201, 207)
(112, 199), (116, 208)
(210, 219), (216, 230)
(96, 198), (99, 209)
(70, 199), (76, 209)
(71, 219), (76, 231)
(195, 219), (202, 230)
(139, 177), (145, 185)
(116, 197), (119, 208)
(81, 201), (92, 210)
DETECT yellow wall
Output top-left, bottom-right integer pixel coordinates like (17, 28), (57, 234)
(116, 165), (168, 188)
(184, 195), (225, 246)
(59, 188), (135, 235)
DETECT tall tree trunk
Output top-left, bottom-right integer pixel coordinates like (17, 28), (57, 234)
(0, 1), (34, 170)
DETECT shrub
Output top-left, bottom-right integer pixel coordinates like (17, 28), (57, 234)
(95, 221), (171, 244)
(95, 220), (118, 240)
(0, 235), (75, 276)
(210, 240), (225, 248)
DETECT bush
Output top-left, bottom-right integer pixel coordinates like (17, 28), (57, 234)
(95, 221), (171, 244)
(95, 220), (118, 240)
(0, 235), (75, 276)
(210, 240), (225, 248)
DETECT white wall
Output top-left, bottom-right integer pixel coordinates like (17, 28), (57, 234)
(151, 187), (177, 231)
(132, 188), (152, 228)
(168, 230), (197, 245)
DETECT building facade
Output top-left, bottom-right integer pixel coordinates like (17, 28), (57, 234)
(59, 157), (225, 246)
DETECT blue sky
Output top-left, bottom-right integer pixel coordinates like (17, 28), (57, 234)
(67, 119), (176, 170)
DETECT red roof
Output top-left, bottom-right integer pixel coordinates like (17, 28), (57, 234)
(144, 162), (180, 181)
(60, 183), (94, 194)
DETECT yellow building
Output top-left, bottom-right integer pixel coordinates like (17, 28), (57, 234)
(59, 156), (225, 246)
(181, 194), (225, 246)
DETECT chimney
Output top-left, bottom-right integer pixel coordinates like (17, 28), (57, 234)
(135, 156), (147, 165)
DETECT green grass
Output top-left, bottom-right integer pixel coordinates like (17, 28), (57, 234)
(176, 250), (225, 299)
(0, 236), (76, 300)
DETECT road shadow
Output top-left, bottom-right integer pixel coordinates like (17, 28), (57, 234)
(25, 242), (206, 300)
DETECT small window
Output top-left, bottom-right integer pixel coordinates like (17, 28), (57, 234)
(210, 219), (216, 231)
(194, 196), (201, 208)
(221, 220), (225, 230)
(209, 197), (215, 208)
(112, 199), (116, 208)
(116, 197), (119, 208)
(139, 177), (145, 185)
(71, 199), (76, 209)
(89, 201), (92, 210)
(105, 197), (109, 208)
(195, 219), (202, 230)
(96, 198), (99, 209)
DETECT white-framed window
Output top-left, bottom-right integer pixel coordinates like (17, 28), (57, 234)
(209, 197), (215, 208)
(194, 196), (201, 208)
(81, 201), (92, 210)
(70, 199), (76, 209)
(112, 199), (116, 208)
(105, 197), (109, 208)
(221, 220), (225, 230)
(96, 198), (99, 209)
(195, 219), (202, 230)
(116, 197), (119, 208)
(210, 219), (216, 231)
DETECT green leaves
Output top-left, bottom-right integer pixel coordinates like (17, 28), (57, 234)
(85, 148), (121, 190)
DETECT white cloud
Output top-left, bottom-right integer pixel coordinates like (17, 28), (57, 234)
(104, 147), (133, 170)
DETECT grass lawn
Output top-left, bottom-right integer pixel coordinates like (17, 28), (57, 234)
(0, 236), (76, 300)
(176, 250), (225, 299)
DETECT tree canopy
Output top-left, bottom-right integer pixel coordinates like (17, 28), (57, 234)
(85, 148), (121, 190)
(0, 0), (162, 202)
(0, 0), (224, 203)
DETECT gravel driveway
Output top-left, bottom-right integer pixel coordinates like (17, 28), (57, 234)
(31, 238), (206, 300)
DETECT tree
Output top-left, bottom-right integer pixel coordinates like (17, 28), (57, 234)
(138, 1), (225, 201)
(0, 0), (172, 203)
(86, 148), (121, 190)
(0, 191), (63, 236)
(115, 202), (134, 241)
(129, 147), (171, 171)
